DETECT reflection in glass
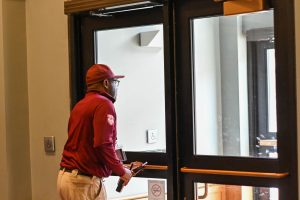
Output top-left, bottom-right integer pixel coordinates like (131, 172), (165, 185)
(106, 177), (167, 199)
(192, 11), (276, 157)
(195, 183), (278, 200)
(95, 25), (166, 152)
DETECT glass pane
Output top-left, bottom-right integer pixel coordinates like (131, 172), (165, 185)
(95, 24), (166, 152)
(195, 183), (278, 200)
(193, 10), (276, 157)
(106, 177), (167, 199)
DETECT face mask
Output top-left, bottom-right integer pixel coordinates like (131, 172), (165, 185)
(106, 79), (119, 100)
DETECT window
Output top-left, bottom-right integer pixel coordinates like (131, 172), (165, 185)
(95, 25), (166, 152)
(192, 11), (277, 158)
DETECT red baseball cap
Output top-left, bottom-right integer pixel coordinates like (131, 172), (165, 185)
(86, 64), (125, 86)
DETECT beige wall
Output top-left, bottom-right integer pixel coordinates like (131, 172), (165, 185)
(0, 0), (69, 199)
(0, 1), (8, 199)
(1, 0), (32, 199)
(26, 0), (70, 199)
(3, 0), (31, 199)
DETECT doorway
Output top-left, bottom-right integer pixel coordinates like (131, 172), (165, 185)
(67, 0), (298, 199)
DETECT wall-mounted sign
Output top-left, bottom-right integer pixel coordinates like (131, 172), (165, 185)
(148, 180), (165, 200)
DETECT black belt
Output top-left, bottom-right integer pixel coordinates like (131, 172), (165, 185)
(60, 167), (93, 178)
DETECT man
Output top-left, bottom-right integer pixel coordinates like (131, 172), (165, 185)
(57, 64), (132, 200)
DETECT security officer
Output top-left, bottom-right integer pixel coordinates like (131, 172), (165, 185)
(57, 64), (132, 200)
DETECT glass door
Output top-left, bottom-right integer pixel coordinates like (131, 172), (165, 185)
(70, 3), (177, 199)
(175, 0), (297, 199)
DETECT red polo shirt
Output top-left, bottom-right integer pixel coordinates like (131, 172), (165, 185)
(60, 91), (125, 177)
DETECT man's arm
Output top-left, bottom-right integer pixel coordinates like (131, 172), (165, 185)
(93, 101), (132, 184)
(96, 143), (132, 185)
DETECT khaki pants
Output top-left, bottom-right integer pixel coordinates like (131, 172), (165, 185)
(57, 169), (107, 200)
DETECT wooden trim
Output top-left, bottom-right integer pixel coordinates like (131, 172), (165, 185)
(124, 164), (168, 170)
(224, 0), (265, 15)
(145, 165), (168, 170)
(180, 167), (289, 178)
(64, 0), (150, 14)
(259, 139), (277, 147)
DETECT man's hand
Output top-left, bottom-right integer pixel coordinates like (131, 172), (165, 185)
(131, 161), (144, 176)
(120, 168), (132, 186)
(130, 161), (144, 175)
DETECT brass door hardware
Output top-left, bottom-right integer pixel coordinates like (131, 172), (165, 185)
(181, 167), (289, 178)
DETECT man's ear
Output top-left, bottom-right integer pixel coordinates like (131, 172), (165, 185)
(103, 79), (109, 89)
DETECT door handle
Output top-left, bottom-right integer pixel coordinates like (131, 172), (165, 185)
(197, 183), (208, 199)
(143, 164), (168, 170)
(124, 164), (168, 170)
(181, 167), (289, 178)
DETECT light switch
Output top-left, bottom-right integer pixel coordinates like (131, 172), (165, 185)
(147, 129), (158, 144)
(44, 136), (55, 152)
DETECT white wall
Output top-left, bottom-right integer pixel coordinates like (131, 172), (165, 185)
(193, 15), (249, 156)
(96, 25), (166, 152)
(193, 17), (222, 155)
(219, 16), (241, 156)
(237, 17), (249, 157)
(242, 10), (273, 32)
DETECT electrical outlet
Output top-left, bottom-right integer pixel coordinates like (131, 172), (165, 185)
(44, 136), (55, 152)
(147, 129), (158, 144)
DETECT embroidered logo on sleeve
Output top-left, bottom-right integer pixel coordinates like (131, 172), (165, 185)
(107, 114), (115, 126)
